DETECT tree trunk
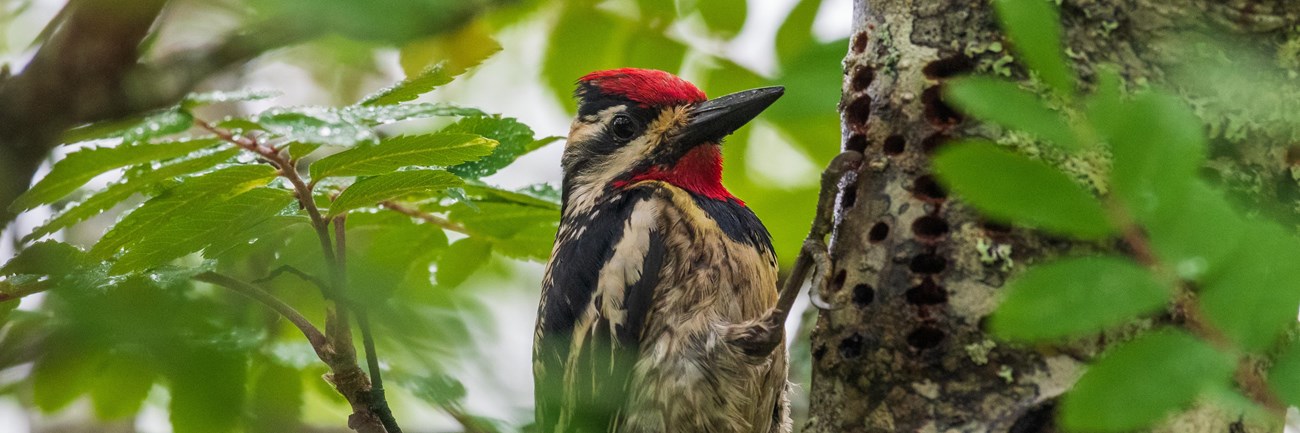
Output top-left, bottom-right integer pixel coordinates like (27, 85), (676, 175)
(808, 1), (1300, 432)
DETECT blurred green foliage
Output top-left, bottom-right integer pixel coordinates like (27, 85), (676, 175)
(936, 0), (1300, 430)
(0, 0), (840, 431)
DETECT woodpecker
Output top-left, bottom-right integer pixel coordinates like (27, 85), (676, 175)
(533, 68), (791, 433)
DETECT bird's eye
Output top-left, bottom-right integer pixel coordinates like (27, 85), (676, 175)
(609, 115), (638, 142)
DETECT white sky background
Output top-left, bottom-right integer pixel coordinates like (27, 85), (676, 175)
(0, 0), (852, 431)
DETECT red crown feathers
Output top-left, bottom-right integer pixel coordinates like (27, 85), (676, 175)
(579, 68), (707, 107)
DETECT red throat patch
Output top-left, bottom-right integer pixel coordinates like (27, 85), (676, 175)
(579, 68), (707, 107)
(624, 145), (740, 204)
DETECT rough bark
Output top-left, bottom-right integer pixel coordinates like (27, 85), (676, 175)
(808, 1), (1300, 432)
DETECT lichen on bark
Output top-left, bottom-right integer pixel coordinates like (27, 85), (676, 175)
(808, 1), (1300, 432)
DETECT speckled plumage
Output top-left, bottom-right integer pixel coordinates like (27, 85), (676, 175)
(534, 69), (791, 433)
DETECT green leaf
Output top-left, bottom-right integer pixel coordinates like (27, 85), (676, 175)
(1143, 182), (1245, 281)
(461, 184), (561, 210)
(945, 77), (1077, 148)
(26, 149), (240, 241)
(1096, 92), (1207, 222)
(765, 41), (855, 163)
(436, 237), (492, 288)
(992, 0), (1075, 94)
(342, 102), (485, 126)
(183, 89), (281, 108)
(1060, 329), (1234, 432)
(543, 5), (628, 112)
(1, 241), (108, 292)
(33, 335), (104, 412)
(348, 213), (448, 301)
(1199, 223), (1300, 351)
(359, 63), (457, 106)
(696, 0), (746, 37)
(991, 255), (1169, 341)
(774, 0), (821, 63)
(310, 134), (497, 180)
(445, 116), (542, 179)
(1269, 343), (1300, 407)
(405, 372), (467, 406)
(491, 224), (558, 261)
(204, 215), (311, 261)
(398, 20), (501, 77)
(92, 165), (279, 258)
(624, 27), (687, 76)
(449, 201), (558, 238)
(254, 108), (375, 147)
(111, 188), (294, 274)
(931, 140), (1113, 238)
(247, 361), (302, 433)
(637, 0), (676, 24)
(167, 347), (246, 433)
(11, 138), (222, 212)
(1, 240), (89, 276)
(62, 108), (195, 144)
(328, 170), (463, 218)
(0, 296), (16, 324)
(91, 352), (156, 419)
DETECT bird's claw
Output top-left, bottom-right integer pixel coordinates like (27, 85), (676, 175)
(804, 240), (839, 311)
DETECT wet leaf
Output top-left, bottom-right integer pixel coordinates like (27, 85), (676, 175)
(445, 116), (543, 179)
(11, 138), (222, 212)
(111, 188), (294, 275)
(92, 165), (278, 258)
(436, 238), (492, 288)
(310, 133), (497, 180)
(25, 149), (240, 241)
(360, 63), (458, 106)
(328, 170), (463, 218)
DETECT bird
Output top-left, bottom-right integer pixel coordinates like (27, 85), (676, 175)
(533, 68), (792, 433)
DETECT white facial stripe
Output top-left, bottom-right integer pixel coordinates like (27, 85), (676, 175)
(562, 104), (692, 216)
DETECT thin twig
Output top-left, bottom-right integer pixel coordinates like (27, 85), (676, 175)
(200, 118), (394, 433)
(194, 271), (328, 353)
(0, 280), (51, 303)
(380, 200), (470, 234)
(1110, 204), (1287, 415)
(334, 213), (402, 433)
(254, 265), (331, 292)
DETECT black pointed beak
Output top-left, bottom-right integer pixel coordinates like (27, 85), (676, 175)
(679, 86), (784, 146)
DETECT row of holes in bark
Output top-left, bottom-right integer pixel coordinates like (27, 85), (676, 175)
(892, 54), (979, 352)
(833, 54), (974, 357)
(847, 131), (955, 155)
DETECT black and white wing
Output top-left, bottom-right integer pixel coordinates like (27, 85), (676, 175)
(534, 189), (664, 433)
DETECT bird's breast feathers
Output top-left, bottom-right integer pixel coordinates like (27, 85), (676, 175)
(534, 180), (780, 432)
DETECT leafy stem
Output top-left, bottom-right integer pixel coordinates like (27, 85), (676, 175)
(379, 200), (470, 234)
(196, 118), (398, 433)
(193, 271), (328, 355)
(1106, 203), (1287, 415)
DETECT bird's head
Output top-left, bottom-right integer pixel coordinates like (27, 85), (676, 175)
(560, 68), (783, 209)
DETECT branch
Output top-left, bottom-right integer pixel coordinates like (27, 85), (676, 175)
(193, 271), (328, 353)
(380, 200), (470, 234)
(200, 118), (391, 433)
(254, 265), (331, 293)
(0, 280), (51, 303)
